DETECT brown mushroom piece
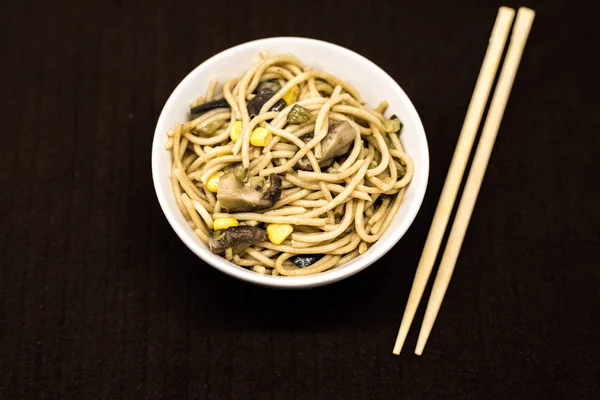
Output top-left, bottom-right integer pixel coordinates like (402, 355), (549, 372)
(295, 120), (356, 171)
(209, 226), (268, 255)
(247, 80), (287, 117)
(217, 172), (282, 212)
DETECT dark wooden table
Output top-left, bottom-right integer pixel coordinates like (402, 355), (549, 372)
(1, 0), (598, 398)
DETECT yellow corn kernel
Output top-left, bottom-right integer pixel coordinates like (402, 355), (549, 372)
(229, 120), (242, 142)
(213, 217), (239, 230)
(266, 224), (293, 245)
(250, 127), (272, 147)
(282, 86), (299, 105)
(206, 171), (224, 193)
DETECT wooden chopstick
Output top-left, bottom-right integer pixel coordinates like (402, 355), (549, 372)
(414, 7), (535, 356)
(392, 6), (516, 356)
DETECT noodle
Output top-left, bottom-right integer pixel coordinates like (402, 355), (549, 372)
(166, 53), (414, 276)
(205, 78), (218, 101)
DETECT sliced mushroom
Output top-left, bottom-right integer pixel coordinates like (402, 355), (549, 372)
(247, 81), (285, 117)
(294, 132), (315, 171)
(320, 120), (356, 163)
(290, 254), (324, 268)
(256, 80), (282, 93)
(248, 90), (275, 117)
(217, 172), (282, 212)
(294, 121), (356, 171)
(209, 226), (268, 255)
(270, 99), (287, 112)
(190, 98), (230, 119)
(295, 156), (313, 171)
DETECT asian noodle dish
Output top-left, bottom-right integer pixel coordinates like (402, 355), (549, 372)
(165, 53), (413, 276)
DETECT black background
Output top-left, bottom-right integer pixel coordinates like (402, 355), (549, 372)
(1, 0), (598, 399)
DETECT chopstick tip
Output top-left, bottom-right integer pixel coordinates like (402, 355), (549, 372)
(415, 336), (427, 356)
(392, 340), (403, 356)
(392, 323), (412, 356)
(415, 327), (431, 356)
(518, 6), (536, 16)
(498, 6), (515, 15)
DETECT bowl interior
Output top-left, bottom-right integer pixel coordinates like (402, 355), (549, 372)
(152, 37), (429, 289)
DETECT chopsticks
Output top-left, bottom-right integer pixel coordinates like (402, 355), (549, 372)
(392, 6), (515, 356)
(393, 6), (535, 356)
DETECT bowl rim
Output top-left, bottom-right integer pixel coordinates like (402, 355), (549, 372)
(151, 36), (429, 289)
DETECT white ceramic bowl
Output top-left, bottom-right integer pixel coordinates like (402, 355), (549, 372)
(152, 37), (429, 289)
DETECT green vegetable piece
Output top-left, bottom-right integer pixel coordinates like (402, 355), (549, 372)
(287, 104), (312, 124)
(193, 119), (223, 135)
(232, 164), (248, 182)
(383, 114), (403, 133)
